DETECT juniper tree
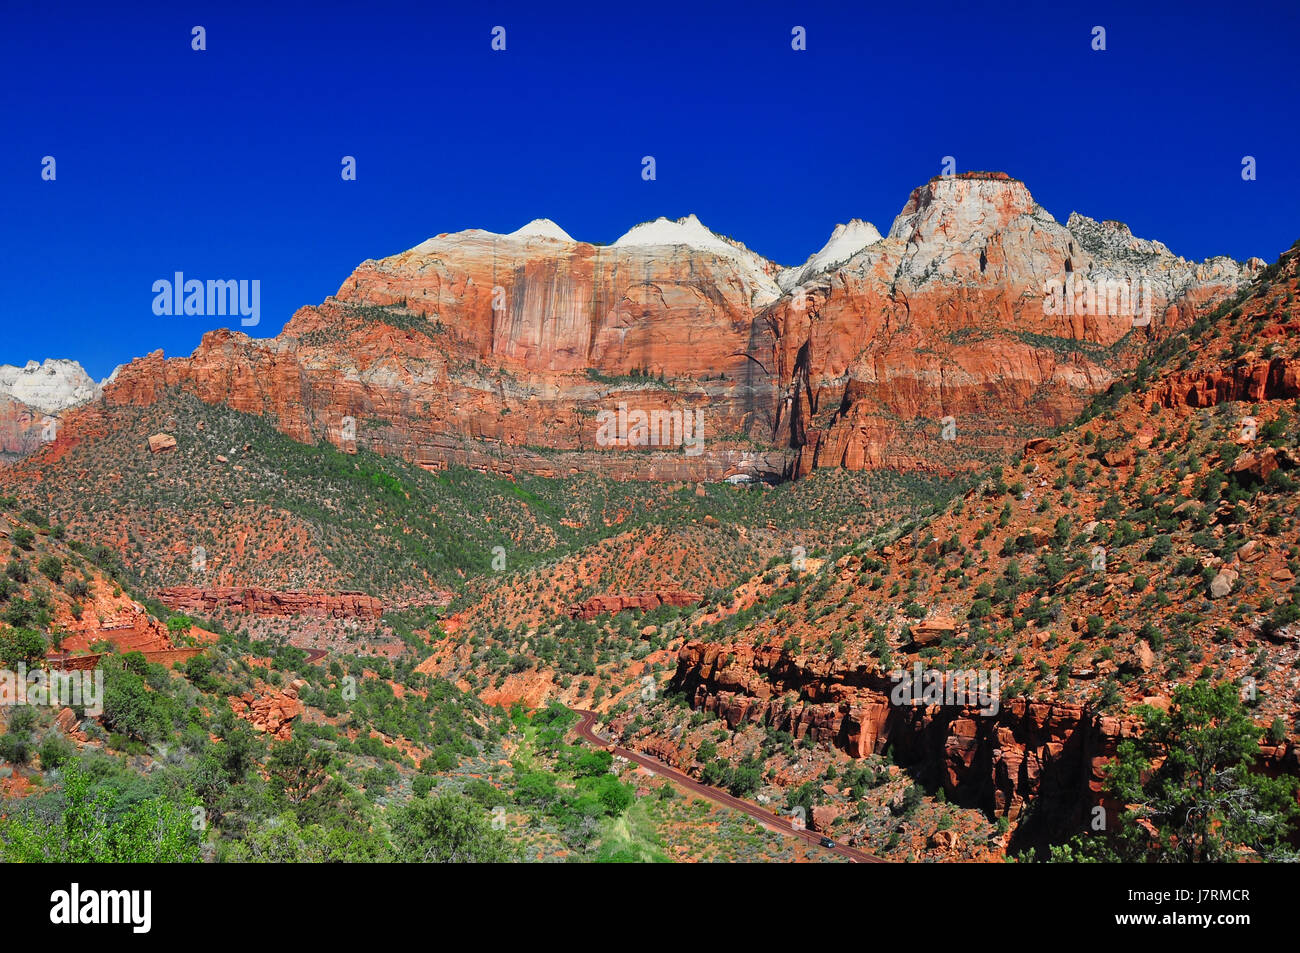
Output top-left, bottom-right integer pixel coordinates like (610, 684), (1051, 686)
(1051, 680), (1299, 862)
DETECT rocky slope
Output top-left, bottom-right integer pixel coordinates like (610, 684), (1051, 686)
(0, 503), (212, 663)
(94, 173), (1258, 483)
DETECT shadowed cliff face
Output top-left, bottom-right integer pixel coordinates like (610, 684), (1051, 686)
(97, 174), (1258, 483)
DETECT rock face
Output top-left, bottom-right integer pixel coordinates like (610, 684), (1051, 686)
(671, 640), (1298, 833)
(95, 174), (1256, 482)
(157, 586), (383, 619)
(1149, 356), (1300, 409)
(0, 359), (103, 414)
(567, 590), (702, 621)
(770, 174), (1258, 478)
(53, 594), (178, 655)
(0, 360), (106, 463)
(0, 360), (105, 462)
(0, 393), (54, 461)
(669, 640), (1127, 826)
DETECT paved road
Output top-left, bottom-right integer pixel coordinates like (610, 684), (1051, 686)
(569, 708), (884, 863)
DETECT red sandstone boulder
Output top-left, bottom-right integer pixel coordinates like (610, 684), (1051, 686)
(928, 829), (960, 850)
(909, 616), (956, 647)
(811, 804), (842, 833)
(1230, 449), (1279, 485)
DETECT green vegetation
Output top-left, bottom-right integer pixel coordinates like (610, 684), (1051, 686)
(1049, 682), (1299, 862)
(0, 761), (202, 862)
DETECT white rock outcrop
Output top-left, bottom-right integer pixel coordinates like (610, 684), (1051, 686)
(0, 359), (103, 415)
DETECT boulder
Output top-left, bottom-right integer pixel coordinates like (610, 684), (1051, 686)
(1209, 569), (1238, 599)
(1230, 449), (1279, 484)
(1133, 640), (1155, 673)
(928, 829), (960, 850)
(811, 804), (842, 832)
(1237, 539), (1264, 563)
(909, 616), (956, 648)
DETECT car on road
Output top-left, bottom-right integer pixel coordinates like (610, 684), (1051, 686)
(819, 837), (836, 849)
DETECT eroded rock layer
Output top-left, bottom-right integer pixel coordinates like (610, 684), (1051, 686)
(157, 586), (383, 620)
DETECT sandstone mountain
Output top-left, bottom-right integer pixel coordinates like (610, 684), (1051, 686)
(0, 359), (108, 462)
(95, 172), (1259, 484)
(594, 241), (1300, 856)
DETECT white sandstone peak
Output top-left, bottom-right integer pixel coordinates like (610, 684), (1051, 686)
(781, 219), (884, 289)
(612, 214), (734, 253)
(612, 214), (781, 302)
(1066, 212), (1175, 261)
(508, 219), (575, 242)
(0, 358), (103, 415)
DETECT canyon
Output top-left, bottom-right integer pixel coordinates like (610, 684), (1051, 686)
(666, 631), (1300, 840)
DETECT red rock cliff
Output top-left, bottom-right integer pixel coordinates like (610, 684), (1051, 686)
(157, 586), (383, 619)
(671, 641), (1299, 833)
(99, 176), (1255, 482)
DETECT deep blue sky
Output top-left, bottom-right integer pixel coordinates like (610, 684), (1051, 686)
(2, 0), (1297, 379)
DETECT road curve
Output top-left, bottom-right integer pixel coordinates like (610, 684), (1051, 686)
(568, 708), (885, 863)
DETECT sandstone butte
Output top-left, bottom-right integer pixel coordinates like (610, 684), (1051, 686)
(80, 172), (1262, 484)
